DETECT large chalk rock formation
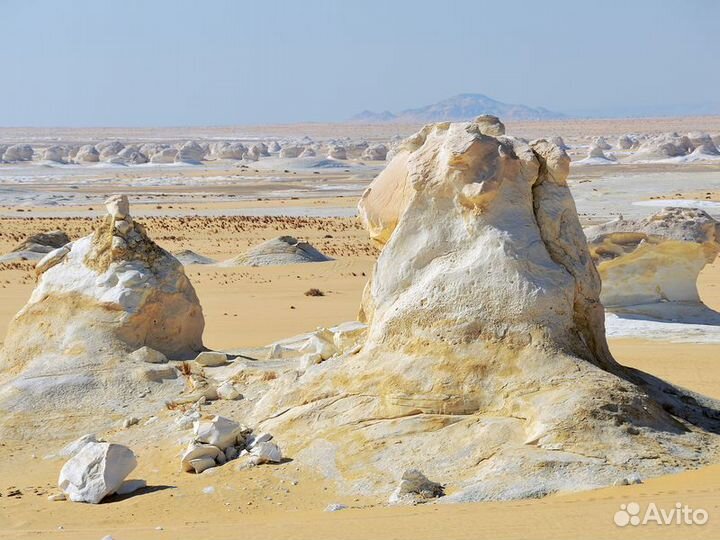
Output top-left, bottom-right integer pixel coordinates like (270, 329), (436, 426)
(251, 118), (720, 501)
(585, 207), (720, 320)
(0, 196), (204, 436)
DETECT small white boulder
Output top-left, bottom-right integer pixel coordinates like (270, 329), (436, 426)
(58, 442), (137, 504)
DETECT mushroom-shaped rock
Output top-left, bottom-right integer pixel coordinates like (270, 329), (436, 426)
(299, 147), (316, 158)
(58, 442), (137, 504)
(249, 119), (720, 501)
(0, 195), (204, 434)
(223, 236), (331, 266)
(267, 141), (281, 153)
(3, 144), (33, 161)
(585, 207), (720, 310)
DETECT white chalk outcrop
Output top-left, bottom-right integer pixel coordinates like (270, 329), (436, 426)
(585, 207), (720, 319)
(0, 195), (204, 436)
(361, 144), (388, 161)
(249, 117), (720, 501)
(279, 145), (303, 158)
(42, 145), (66, 163)
(222, 236), (331, 266)
(150, 147), (178, 163)
(97, 141), (125, 161)
(0, 230), (70, 263)
(58, 442), (137, 503)
(2, 144), (33, 161)
(75, 144), (100, 163)
(327, 144), (347, 160)
(211, 142), (247, 160)
(175, 141), (205, 163)
(629, 132), (694, 161)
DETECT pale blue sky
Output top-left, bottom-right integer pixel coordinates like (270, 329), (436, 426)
(1, 0), (718, 126)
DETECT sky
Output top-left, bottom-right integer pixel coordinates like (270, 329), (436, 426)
(1, 0), (718, 126)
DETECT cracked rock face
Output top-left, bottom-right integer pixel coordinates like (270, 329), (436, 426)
(585, 207), (720, 316)
(0, 195), (204, 437)
(250, 119), (720, 501)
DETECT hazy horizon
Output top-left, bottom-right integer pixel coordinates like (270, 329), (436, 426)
(1, 0), (718, 127)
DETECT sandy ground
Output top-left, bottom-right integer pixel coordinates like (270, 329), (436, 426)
(2, 118), (720, 539)
(1, 215), (720, 539)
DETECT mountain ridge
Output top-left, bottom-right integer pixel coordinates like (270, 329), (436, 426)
(350, 93), (564, 122)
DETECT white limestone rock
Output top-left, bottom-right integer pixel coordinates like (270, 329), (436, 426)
(150, 147), (178, 163)
(361, 144), (388, 161)
(617, 135), (638, 150)
(249, 441), (282, 464)
(98, 141), (125, 161)
(75, 145), (100, 163)
(2, 144), (33, 161)
(217, 380), (242, 400)
(194, 351), (228, 367)
(58, 442), (137, 504)
(327, 144), (347, 160)
(250, 119), (720, 502)
(193, 415), (243, 450)
(389, 469), (444, 504)
(130, 346), (167, 364)
(585, 207), (720, 311)
(175, 141), (205, 163)
(279, 145), (303, 158)
(0, 230), (70, 264)
(0, 196), (204, 436)
(211, 142), (247, 160)
(42, 146), (66, 163)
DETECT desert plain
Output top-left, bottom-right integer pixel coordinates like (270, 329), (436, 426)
(1, 116), (720, 539)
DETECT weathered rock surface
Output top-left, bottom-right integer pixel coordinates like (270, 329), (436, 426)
(2, 144), (33, 161)
(58, 442), (137, 503)
(389, 469), (444, 505)
(42, 145), (66, 162)
(223, 236), (331, 266)
(279, 145), (303, 158)
(75, 144), (100, 163)
(361, 144), (388, 161)
(175, 141), (205, 163)
(249, 118), (720, 502)
(0, 196), (204, 436)
(585, 207), (720, 314)
(150, 147), (178, 163)
(0, 230), (70, 263)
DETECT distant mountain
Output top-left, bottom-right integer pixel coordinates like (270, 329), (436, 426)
(350, 93), (564, 123)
